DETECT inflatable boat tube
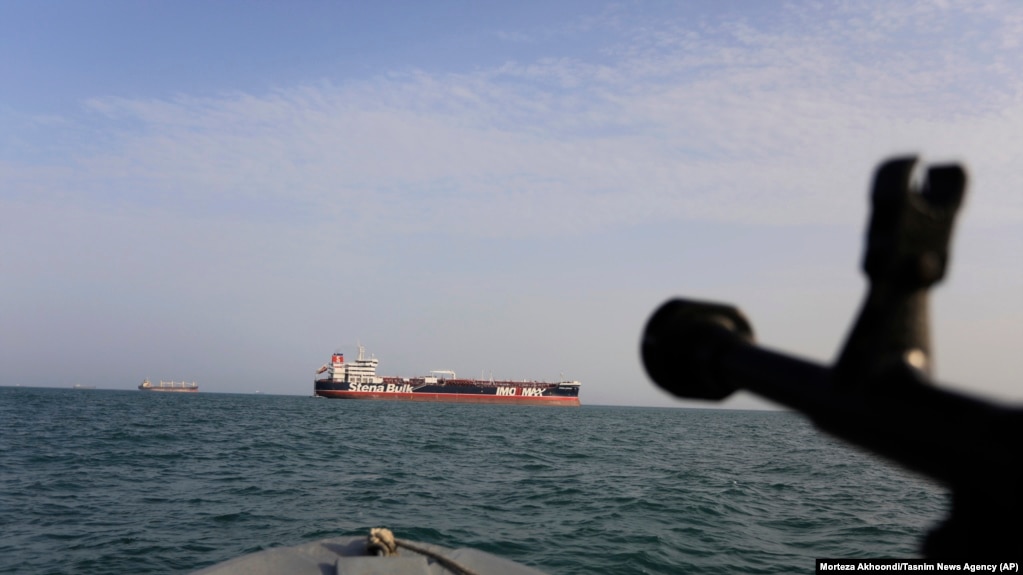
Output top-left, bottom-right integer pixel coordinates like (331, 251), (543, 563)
(192, 533), (550, 575)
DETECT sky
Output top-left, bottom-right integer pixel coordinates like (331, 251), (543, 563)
(2, 1), (1022, 409)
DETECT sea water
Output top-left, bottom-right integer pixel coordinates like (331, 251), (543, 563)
(0, 387), (946, 574)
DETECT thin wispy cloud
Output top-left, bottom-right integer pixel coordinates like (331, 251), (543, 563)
(7, 2), (1018, 238)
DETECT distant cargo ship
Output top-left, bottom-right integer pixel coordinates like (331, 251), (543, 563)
(314, 346), (580, 406)
(138, 379), (198, 392)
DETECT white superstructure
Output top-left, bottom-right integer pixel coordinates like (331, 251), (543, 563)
(319, 345), (383, 384)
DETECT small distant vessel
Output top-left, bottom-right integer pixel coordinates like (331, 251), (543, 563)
(314, 345), (581, 405)
(138, 379), (198, 393)
(72, 384), (96, 390)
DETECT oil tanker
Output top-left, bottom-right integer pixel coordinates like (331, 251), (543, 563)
(314, 346), (580, 406)
(138, 379), (199, 392)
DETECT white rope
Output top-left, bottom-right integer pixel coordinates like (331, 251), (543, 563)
(367, 528), (485, 575)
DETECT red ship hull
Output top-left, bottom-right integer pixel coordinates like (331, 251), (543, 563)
(314, 388), (580, 405)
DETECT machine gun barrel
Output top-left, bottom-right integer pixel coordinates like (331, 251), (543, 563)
(640, 157), (1023, 557)
(642, 298), (1021, 491)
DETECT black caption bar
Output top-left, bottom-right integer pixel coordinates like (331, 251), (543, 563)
(817, 560), (1020, 574)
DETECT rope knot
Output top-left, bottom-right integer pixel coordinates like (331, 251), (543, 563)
(367, 527), (398, 556)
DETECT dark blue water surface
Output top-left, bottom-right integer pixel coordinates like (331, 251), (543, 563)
(0, 387), (946, 574)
